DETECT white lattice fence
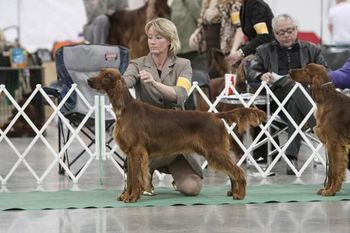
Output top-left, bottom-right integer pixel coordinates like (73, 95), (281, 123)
(0, 79), (325, 185)
(0, 84), (125, 185)
(188, 77), (325, 178)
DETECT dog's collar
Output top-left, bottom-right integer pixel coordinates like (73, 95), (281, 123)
(321, 82), (333, 86)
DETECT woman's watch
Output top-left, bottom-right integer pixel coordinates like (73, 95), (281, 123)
(237, 49), (245, 58)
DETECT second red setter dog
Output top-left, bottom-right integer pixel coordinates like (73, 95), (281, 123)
(88, 68), (266, 203)
(290, 63), (350, 196)
(108, 0), (170, 59)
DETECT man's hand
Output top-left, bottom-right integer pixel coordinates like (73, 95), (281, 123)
(260, 72), (274, 85)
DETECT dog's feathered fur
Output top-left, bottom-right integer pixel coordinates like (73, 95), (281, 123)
(290, 63), (350, 196)
(88, 68), (266, 202)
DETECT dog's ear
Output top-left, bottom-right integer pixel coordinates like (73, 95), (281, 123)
(310, 73), (322, 87)
(104, 72), (113, 79)
(306, 64), (329, 87)
(311, 85), (324, 102)
(312, 84), (333, 103)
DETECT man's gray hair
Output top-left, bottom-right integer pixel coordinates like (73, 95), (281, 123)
(271, 14), (298, 31)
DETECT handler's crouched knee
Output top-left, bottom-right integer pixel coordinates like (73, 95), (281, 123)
(176, 175), (203, 196)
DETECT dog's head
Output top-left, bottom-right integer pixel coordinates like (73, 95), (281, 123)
(88, 68), (132, 111)
(289, 63), (330, 87)
(242, 108), (266, 127)
(233, 108), (266, 134)
(88, 68), (123, 92)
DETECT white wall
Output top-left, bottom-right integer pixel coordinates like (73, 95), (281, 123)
(128, 0), (146, 9)
(0, 0), (86, 53)
(265, 0), (343, 44)
(0, 0), (345, 52)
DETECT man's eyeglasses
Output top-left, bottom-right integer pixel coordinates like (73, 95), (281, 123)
(275, 27), (296, 36)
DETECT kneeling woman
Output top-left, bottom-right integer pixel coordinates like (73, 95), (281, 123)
(122, 17), (203, 196)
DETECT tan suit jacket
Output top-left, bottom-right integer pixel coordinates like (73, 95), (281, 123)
(123, 53), (192, 108)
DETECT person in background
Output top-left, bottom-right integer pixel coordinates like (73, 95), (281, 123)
(189, 0), (244, 78)
(248, 14), (328, 174)
(226, 0), (274, 165)
(329, 57), (350, 89)
(170, 0), (209, 110)
(82, 0), (128, 44)
(170, 0), (207, 71)
(328, 0), (350, 47)
(122, 18), (203, 196)
(227, 0), (274, 65)
(0, 28), (6, 53)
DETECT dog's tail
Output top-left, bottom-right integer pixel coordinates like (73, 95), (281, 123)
(215, 108), (266, 134)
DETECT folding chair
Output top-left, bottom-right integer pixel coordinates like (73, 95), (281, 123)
(45, 44), (129, 177)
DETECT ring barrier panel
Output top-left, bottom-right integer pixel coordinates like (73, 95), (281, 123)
(0, 79), (325, 186)
(192, 77), (325, 177)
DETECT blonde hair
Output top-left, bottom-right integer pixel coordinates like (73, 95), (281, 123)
(145, 17), (180, 56)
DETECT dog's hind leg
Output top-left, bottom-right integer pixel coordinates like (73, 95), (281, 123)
(334, 145), (348, 192)
(318, 143), (346, 196)
(205, 147), (246, 200)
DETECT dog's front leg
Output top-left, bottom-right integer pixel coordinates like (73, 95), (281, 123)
(117, 155), (134, 202)
(119, 150), (150, 203)
(318, 143), (340, 196)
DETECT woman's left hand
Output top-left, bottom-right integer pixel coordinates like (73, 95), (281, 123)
(139, 70), (156, 85)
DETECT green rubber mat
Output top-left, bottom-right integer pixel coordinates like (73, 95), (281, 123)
(1, 183), (350, 211)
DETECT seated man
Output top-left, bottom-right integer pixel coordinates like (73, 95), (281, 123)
(82, 0), (128, 44)
(248, 14), (328, 174)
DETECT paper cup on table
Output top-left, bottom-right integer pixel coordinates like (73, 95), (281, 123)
(225, 73), (236, 95)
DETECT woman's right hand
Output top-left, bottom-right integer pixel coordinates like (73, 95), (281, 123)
(189, 29), (200, 50)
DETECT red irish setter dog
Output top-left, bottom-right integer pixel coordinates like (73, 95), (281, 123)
(290, 63), (350, 196)
(88, 68), (266, 203)
(108, 0), (170, 59)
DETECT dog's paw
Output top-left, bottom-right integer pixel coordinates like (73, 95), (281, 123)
(124, 194), (140, 203)
(317, 188), (336, 196)
(232, 193), (244, 200)
(117, 192), (128, 202)
(227, 189), (245, 200)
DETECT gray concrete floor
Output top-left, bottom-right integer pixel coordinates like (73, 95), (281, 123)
(1, 125), (350, 233)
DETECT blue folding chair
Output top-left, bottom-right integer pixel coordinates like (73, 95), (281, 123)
(44, 44), (129, 176)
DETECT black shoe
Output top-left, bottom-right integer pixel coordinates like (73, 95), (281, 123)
(286, 159), (298, 175)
